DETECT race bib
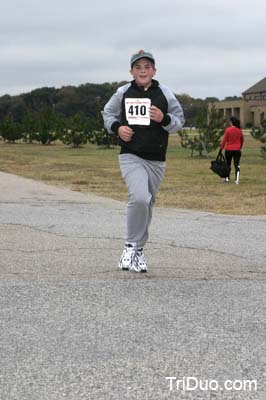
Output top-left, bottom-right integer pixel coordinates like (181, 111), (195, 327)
(125, 98), (151, 125)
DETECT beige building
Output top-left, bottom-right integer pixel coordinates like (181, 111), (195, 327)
(208, 77), (266, 128)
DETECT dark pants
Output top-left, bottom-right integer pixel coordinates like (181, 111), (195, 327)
(225, 150), (241, 179)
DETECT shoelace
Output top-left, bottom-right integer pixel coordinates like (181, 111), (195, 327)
(136, 251), (147, 269)
(123, 246), (136, 262)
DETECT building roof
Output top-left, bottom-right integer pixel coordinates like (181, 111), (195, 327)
(243, 77), (266, 94)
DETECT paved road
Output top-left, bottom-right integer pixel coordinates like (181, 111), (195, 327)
(0, 171), (265, 400)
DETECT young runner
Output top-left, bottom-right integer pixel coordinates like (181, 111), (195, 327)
(103, 50), (185, 272)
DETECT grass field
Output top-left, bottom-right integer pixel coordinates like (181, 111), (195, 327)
(0, 135), (265, 215)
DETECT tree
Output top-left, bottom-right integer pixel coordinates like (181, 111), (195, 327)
(89, 128), (118, 148)
(23, 87), (57, 111)
(223, 96), (242, 101)
(60, 114), (88, 148)
(205, 97), (219, 102)
(36, 106), (58, 144)
(250, 119), (266, 159)
(176, 93), (207, 127)
(86, 97), (118, 148)
(21, 110), (38, 143)
(179, 107), (224, 157)
(0, 116), (23, 143)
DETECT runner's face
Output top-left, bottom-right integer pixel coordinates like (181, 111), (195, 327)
(130, 58), (156, 89)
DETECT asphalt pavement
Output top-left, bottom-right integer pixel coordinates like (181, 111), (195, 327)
(0, 171), (266, 400)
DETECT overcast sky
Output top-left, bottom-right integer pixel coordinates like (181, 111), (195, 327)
(1, 0), (266, 99)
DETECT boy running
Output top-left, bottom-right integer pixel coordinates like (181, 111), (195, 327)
(103, 50), (185, 272)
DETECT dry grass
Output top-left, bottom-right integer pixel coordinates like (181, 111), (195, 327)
(0, 135), (265, 215)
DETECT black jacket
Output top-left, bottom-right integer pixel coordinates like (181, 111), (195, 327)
(103, 79), (185, 161)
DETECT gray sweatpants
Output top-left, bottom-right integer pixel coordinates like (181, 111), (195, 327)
(119, 153), (166, 248)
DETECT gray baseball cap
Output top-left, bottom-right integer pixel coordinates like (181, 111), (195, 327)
(130, 50), (155, 67)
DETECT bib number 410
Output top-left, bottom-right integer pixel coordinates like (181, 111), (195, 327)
(125, 98), (151, 125)
(128, 105), (147, 116)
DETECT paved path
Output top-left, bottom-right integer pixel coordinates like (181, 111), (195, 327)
(0, 171), (265, 400)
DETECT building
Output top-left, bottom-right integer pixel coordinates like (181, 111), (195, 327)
(208, 77), (266, 128)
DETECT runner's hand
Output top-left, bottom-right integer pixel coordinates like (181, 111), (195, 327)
(150, 105), (163, 123)
(118, 126), (134, 142)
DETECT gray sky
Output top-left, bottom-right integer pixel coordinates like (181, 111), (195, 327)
(1, 0), (266, 99)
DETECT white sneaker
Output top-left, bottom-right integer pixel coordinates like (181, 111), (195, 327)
(134, 248), (148, 273)
(118, 243), (137, 271)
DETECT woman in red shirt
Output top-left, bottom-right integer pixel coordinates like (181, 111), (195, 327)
(220, 116), (244, 184)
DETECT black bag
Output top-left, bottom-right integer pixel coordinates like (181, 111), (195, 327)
(210, 150), (231, 178)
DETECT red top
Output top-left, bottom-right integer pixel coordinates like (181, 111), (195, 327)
(220, 126), (244, 150)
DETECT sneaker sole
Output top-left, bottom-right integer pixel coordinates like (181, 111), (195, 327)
(129, 266), (147, 273)
(119, 266), (129, 271)
(129, 266), (141, 273)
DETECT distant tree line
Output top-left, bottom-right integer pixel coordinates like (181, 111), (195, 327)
(0, 83), (128, 147)
(0, 82), (243, 153)
(0, 82), (124, 122)
(0, 82), (212, 127)
(0, 82), (211, 148)
(0, 105), (119, 148)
